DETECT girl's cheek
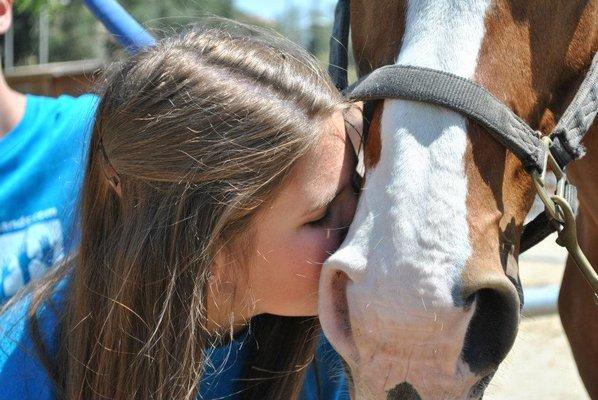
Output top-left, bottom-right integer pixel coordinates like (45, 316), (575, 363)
(304, 228), (343, 265)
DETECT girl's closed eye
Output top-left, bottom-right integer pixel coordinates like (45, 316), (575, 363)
(307, 206), (331, 227)
(306, 184), (358, 231)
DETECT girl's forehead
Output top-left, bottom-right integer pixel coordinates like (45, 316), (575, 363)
(255, 113), (353, 221)
(304, 117), (350, 180)
(290, 125), (352, 198)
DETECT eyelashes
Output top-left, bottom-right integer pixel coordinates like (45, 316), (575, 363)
(308, 207), (331, 227)
(308, 172), (362, 229)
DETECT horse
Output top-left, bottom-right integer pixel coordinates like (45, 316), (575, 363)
(318, 1), (598, 399)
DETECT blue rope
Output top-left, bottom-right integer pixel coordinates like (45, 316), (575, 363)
(82, 0), (156, 53)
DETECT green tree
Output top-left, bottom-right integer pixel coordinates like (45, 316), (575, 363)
(11, 7), (37, 66)
(10, 1), (326, 66)
(277, 4), (303, 46)
(49, 1), (103, 62)
(10, 0), (241, 65)
(307, 3), (330, 61)
(15, 0), (64, 14)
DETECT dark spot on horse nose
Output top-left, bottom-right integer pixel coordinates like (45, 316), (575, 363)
(387, 382), (422, 400)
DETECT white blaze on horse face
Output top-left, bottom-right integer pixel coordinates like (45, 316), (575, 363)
(320, 0), (492, 397)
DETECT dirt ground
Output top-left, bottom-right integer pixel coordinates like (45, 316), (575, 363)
(484, 235), (590, 399)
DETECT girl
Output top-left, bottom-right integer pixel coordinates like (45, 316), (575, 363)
(0, 27), (358, 399)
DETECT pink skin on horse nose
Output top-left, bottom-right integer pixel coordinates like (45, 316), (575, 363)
(319, 253), (519, 399)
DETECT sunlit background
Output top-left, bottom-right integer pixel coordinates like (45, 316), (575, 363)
(2, 0), (351, 96)
(4, 0), (338, 68)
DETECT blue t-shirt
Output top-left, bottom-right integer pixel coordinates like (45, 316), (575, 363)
(0, 94), (98, 302)
(0, 283), (348, 400)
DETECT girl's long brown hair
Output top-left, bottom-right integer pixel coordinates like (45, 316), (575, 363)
(21, 26), (343, 400)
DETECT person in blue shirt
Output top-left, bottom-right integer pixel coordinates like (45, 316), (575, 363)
(0, 26), (357, 399)
(0, 0), (98, 303)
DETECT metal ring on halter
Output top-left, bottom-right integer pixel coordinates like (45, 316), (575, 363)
(531, 137), (566, 224)
(532, 137), (598, 301)
(552, 195), (598, 304)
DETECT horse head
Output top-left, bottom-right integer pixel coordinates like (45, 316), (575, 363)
(319, 0), (597, 398)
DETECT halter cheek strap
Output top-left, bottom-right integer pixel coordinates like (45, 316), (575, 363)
(328, 0), (351, 91)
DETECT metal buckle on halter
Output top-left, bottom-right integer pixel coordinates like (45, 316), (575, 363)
(532, 136), (598, 303)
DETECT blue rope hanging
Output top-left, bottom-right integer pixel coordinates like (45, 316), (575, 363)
(82, 0), (155, 53)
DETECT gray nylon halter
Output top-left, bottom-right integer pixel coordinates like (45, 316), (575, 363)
(329, 0), (598, 253)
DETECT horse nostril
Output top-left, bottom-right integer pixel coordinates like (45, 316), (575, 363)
(318, 267), (357, 363)
(462, 286), (520, 375)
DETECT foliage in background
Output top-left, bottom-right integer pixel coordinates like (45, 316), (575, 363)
(12, 6), (37, 65)
(49, 1), (103, 62)
(6, 0), (334, 67)
(15, 0), (66, 15)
